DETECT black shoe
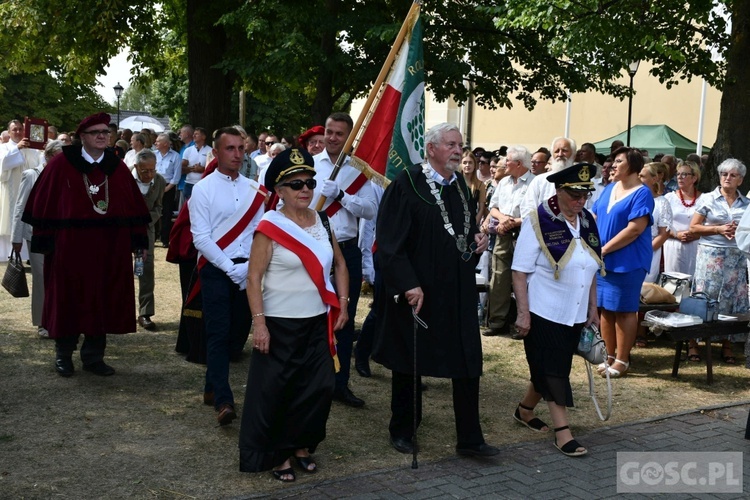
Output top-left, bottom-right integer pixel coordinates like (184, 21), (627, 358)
(332, 386), (365, 408)
(82, 361), (115, 376)
(456, 443), (500, 457)
(55, 357), (74, 377)
(390, 435), (415, 454)
(138, 315), (156, 331)
(482, 324), (510, 337)
(355, 360), (371, 377)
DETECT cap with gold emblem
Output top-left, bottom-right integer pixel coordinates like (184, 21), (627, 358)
(546, 162), (596, 192)
(264, 148), (316, 191)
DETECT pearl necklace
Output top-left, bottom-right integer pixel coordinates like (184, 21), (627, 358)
(677, 189), (697, 208)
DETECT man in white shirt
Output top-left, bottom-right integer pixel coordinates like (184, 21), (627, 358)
(190, 127), (266, 426)
(181, 127), (211, 201)
(483, 145), (535, 336)
(311, 112), (378, 407)
(124, 133), (146, 168)
(520, 137), (576, 219)
(0, 119), (43, 260)
(154, 133), (182, 246)
(254, 133), (277, 173)
(250, 131), (268, 159)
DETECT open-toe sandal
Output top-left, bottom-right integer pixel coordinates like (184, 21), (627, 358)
(635, 336), (648, 348)
(554, 426), (587, 457)
(601, 358), (629, 378)
(271, 467), (296, 482)
(597, 355), (615, 374)
(687, 348), (701, 362)
(513, 403), (549, 432)
(294, 455), (317, 474)
(722, 350), (737, 365)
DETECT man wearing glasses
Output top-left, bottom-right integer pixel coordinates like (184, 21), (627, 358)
(477, 151), (493, 182)
(132, 149), (166, 331)
(22, 112), (150, 378)
(254, 134), (278, 174)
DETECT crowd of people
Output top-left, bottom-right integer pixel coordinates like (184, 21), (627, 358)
(3, 112), (750, 480)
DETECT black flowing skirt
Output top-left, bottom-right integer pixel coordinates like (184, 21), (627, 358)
(175, 265), (207, 364)
(239, 314), (335, 472)
(523, 312), (583, 408)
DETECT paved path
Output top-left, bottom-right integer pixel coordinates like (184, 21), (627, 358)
(239, 402), (750, 499)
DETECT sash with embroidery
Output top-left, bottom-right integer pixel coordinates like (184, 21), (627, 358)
(531, 195), (605, 279)
(255, 210), (341, 370)
(185, 182), (268, 303)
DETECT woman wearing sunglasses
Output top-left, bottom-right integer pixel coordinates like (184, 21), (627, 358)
(240, 148), (348, 482)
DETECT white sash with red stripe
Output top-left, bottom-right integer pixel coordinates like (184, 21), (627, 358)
(255, 210), (340, 359)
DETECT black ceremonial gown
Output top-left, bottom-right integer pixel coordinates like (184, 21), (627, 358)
(372, 164), (482, 378)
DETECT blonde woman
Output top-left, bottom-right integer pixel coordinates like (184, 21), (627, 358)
(639, 162), (673, 283)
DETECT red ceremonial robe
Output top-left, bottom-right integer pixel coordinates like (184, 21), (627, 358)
(22, 145), (150, 338)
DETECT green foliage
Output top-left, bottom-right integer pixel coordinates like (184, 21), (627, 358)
(0, 70), (112, 132)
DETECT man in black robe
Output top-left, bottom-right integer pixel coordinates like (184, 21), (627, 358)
(23, 113), (150, 377)
(372, 122), (499, 457)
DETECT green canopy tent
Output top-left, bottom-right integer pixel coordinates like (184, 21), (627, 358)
(593, 125), (710, 159)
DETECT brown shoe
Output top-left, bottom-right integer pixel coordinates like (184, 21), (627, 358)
(138, 316), (156, 331)
(217, 403), (236, 426)
(203, 392), (214, 406)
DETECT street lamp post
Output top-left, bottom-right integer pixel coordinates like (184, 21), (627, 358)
(113, 82), (124, 127)
(626, 60), (640, 147)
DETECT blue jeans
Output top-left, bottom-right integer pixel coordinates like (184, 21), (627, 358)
(335, 244), (362, 390)
(200, 262), (252, 409)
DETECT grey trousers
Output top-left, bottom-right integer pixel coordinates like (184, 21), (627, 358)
(27, 240), (44, 327)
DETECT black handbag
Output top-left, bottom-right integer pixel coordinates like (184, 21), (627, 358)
(2, 250), (29, 298)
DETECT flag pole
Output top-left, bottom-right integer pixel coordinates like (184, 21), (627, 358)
(315, 0), (422, 211)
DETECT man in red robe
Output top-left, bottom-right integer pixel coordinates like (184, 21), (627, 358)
(22, 113), (150, 377)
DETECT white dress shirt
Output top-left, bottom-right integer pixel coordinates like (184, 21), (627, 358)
(190, 172), (263, 272)
(520, 171), (557, 219)
(183, 144), (211, 185)
(489, 169), (535, 217)
(311, 152), (378, 241)
(155, 148), (182, 185)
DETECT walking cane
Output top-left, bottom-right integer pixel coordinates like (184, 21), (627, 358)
(410, 307), (428, 469)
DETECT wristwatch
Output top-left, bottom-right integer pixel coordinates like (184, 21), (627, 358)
(335, 189), (345, 202)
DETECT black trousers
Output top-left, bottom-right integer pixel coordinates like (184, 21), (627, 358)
(55, 335), (106, 365)
(390, 371), (484, 448)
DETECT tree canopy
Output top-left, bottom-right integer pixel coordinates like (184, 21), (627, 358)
(1, 0), (747, 189)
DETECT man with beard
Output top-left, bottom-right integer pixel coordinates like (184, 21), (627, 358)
(520, 137), (576, 218)
(373, 122), (498, 457)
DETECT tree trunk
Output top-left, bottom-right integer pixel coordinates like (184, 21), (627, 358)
(310, 0), (339, 125)
(186, 0), (234, 136)
(704, 0), (750, 192)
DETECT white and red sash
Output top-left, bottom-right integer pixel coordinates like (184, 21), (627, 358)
(185, 183), (268, 303)
(255, 210), (340, 361)
(318, 163), (368, 218)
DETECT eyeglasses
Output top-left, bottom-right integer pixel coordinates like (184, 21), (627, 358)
(461, 241), (478, 262)
(720, 172), (740, 179)
(531, 160), (547, 165)
(280, 178), (316, 190)
(676, 172), (694, 178)
(308, 140), (325, 147)
(477, 159), (490, 165)
(565, 190), (592, 201)
(83, 129), (110, 137)
(138, 169), (156, 175)
(265, 141), (275, 146)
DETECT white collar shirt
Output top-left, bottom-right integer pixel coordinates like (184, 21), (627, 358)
(155, 148), (182, 185)
(189, 172), (263, 272)
(489, 169), (534, 218)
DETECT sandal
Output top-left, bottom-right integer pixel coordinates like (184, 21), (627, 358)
(635, 336), (648, 348)
(601, 358), (629, 378)
(294, 454), (317, 473)
(513, 403), (549, 432)
(687, 345), (701, 362)
(271, 467), (296, 482)
(554, 426), (587, 457)
(597, 355), (615, 374)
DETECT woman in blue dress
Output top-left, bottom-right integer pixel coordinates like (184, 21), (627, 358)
(591, 147), (654, 377)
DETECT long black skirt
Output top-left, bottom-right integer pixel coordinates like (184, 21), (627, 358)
(523, 312), (583, 408)
(239, 314), (335, 472)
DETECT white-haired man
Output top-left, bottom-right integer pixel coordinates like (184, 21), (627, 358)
(520, 137), (576, 218)
(373, 122), (499, 458)
(483, 145), (535, 336)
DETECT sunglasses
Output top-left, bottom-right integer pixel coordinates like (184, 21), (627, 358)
(280, 178), (317, 190)
(461, 241), (478, 262)
(265, 141), (275, 146)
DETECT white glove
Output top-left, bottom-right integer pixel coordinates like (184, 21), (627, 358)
(321, 179), (341, 199)
(226, 263), (247, 286)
